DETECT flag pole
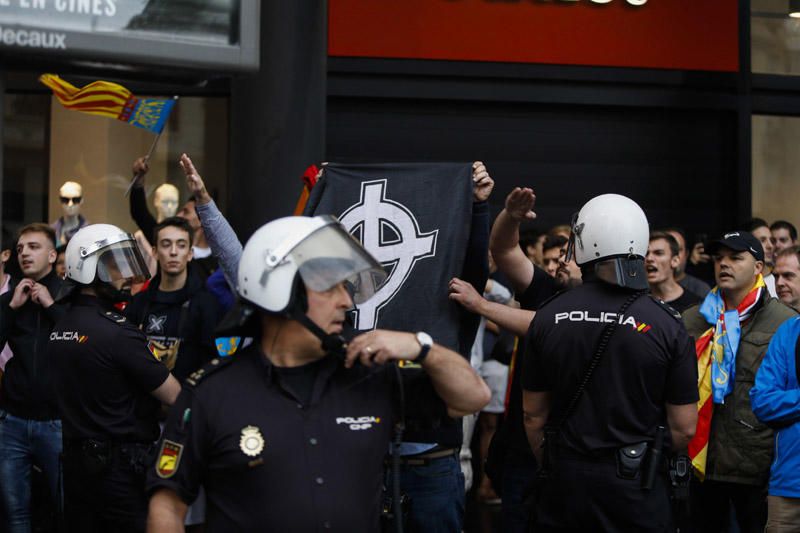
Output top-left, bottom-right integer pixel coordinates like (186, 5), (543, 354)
(124, 95), (179, 197)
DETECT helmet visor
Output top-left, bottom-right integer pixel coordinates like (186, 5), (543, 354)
(594, 257), (649, 290)
(95, 241), (151, 284)
(289, 223), (387, 304)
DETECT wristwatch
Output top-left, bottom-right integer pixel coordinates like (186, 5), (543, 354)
(415, 332), (433, 364)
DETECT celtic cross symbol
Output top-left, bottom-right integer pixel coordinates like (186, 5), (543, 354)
(339, 179), (438, 330)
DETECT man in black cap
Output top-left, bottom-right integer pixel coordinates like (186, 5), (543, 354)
(682, 230), (796, 533)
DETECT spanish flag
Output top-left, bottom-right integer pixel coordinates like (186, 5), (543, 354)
(39, 74), (175, 134)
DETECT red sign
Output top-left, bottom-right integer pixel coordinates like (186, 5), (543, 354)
(329, 0), (739, 72)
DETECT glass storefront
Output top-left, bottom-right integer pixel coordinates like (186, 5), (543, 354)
(752, 115), (800, 231)
(2, 90), (228, 246)
(751, 1), (800, 232)
(752, 0), (800, 75)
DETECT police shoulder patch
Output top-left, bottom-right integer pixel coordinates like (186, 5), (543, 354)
(156, 439), (184, 479)
(100, 310), (127, 325)
(185, 356), (234, 388)
(648, 295), (682, 321)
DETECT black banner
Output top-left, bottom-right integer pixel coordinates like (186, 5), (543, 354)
(304, 162), (473, 351)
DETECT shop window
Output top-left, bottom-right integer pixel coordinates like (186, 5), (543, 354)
(752, 114), (800, 231)
(48, 95), (228, 238)
(752, 0), (800, 75)
(2, 93), (227, 248)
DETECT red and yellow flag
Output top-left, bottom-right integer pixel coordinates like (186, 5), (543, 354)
(40, 74), (131, 119)
(688, 328), (715, 480)
(39, 74), (175, 134)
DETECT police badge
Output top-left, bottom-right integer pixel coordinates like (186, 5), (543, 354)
(239, 425), (265, 457)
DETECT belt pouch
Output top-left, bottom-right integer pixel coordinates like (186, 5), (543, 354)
(616, 442), (648, 480)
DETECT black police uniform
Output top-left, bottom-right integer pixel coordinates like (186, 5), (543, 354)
(49, 294), (170, 533)
(522, 280), (699, 532)
(147, 343), (425, 532)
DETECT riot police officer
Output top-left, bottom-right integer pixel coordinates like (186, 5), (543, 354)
(521, 194), (699, 532)
(50, 223), (181, 533)
(145, 215), (490, 532)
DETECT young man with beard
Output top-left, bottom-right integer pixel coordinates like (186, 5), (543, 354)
(682, 231), (796, 533)
(0, 223), (66, 531)
(646, 232), (700, 313)
(541, 234), (568, 279)
(125, 217), (220, 383)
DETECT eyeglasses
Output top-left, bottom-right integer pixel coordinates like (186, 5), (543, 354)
(60, 196), (82, 205)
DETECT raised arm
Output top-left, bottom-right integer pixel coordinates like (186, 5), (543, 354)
(129, 157), (157, 242)
(179, 153), (243, 288)
(345, 329), (491, 418)
(490, 188), (536, 293)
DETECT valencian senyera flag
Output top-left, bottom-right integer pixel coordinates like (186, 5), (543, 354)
(39, 74), (175, 134)
(304, 163), (473, 353)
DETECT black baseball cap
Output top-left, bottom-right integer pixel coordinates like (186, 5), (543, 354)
(706, 231), (764, 262)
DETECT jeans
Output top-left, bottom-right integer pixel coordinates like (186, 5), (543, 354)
(0, 409), (62, 533)
(387, 454), (465, 533)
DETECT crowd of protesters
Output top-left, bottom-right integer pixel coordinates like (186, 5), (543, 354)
(1, 155), (800, 533)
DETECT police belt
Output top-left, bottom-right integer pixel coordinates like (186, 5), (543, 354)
(388, 447), (460, 466)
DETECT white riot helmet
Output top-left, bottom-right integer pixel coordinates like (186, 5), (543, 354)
(567, 194), (649, 290)
(60, 224), (150, 299)
(218, 215), (387, 343)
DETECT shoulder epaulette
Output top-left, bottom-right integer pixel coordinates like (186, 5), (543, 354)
(100, 309), (128, 324)
(185, 356), (235, 388)
(648, 295), (682, 321)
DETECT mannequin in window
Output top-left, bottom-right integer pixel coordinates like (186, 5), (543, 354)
(51, 181), (89, 246)
(153, 183), (179, 223)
